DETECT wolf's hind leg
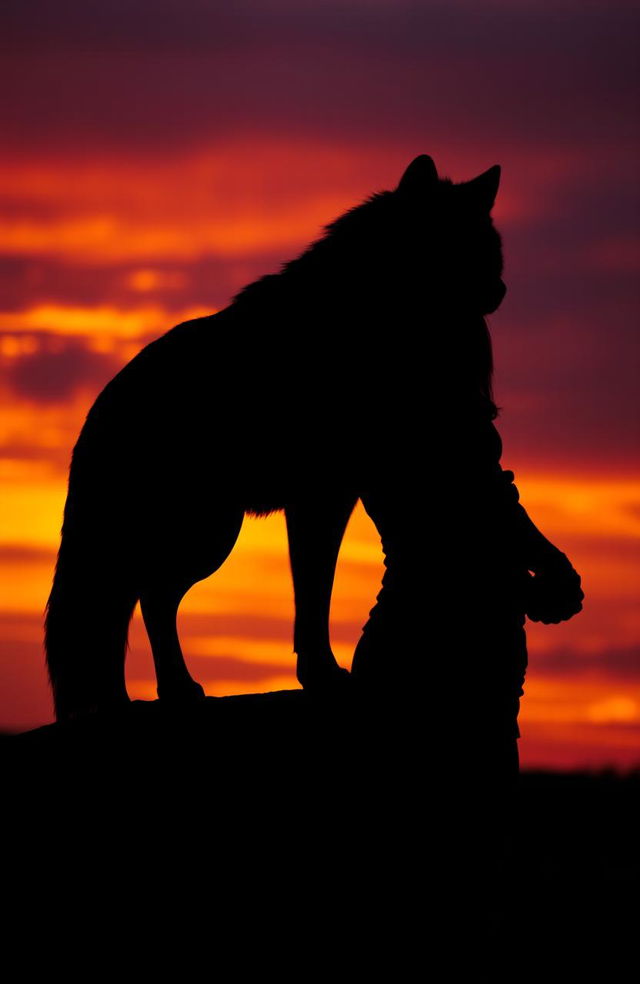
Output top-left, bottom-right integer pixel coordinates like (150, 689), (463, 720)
(139, 506), (244, 703)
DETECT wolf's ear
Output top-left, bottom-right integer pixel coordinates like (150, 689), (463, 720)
(464, 165), (501, 211)
(396, 155), (439, 195)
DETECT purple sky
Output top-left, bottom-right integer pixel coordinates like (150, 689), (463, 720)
(1, 0), (638, 472)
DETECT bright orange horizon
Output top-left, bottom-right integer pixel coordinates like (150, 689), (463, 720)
(2, 2), (639, 771)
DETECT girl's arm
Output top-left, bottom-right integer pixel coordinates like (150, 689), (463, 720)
(496, 469), (567, 568)
(495, 469), (584, 623)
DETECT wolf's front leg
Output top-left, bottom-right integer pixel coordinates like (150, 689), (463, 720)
(140, 587), (206, 703)
(285, 493), (358, 692)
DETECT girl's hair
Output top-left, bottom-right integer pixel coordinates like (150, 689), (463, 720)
(460, 316), (499, 420)
(479, 317), (499, 419)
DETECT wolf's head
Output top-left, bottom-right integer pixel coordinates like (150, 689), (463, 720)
(237, 153), (506, 327)
(393, 154), (507, 317)
(311, 154), (506, 320)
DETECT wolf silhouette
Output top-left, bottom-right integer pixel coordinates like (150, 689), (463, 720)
(44, 154), (583, 721)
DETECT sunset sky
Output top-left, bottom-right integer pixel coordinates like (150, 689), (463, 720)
(1, 0), (638, 769)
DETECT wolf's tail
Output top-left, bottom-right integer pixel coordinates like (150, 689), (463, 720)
(44, 442), (139, 722)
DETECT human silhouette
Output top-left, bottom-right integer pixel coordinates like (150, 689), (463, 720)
(44, 153), (583, 758)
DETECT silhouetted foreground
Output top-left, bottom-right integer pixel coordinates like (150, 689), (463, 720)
(5, 691), (637, 962)
(43, 155), (582, 736)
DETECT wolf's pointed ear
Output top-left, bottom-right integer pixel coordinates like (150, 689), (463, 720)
(464, 165), (501, 211)
(397, 155), (439, 195)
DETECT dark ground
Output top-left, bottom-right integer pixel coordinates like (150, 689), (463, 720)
(3, 692), (638, 968)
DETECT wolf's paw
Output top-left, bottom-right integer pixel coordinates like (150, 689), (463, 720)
(299, 664), (353, 696)
(157, 679), (207, 704)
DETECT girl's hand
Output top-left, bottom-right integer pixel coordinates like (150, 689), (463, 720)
(525, 553), (584, 624)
